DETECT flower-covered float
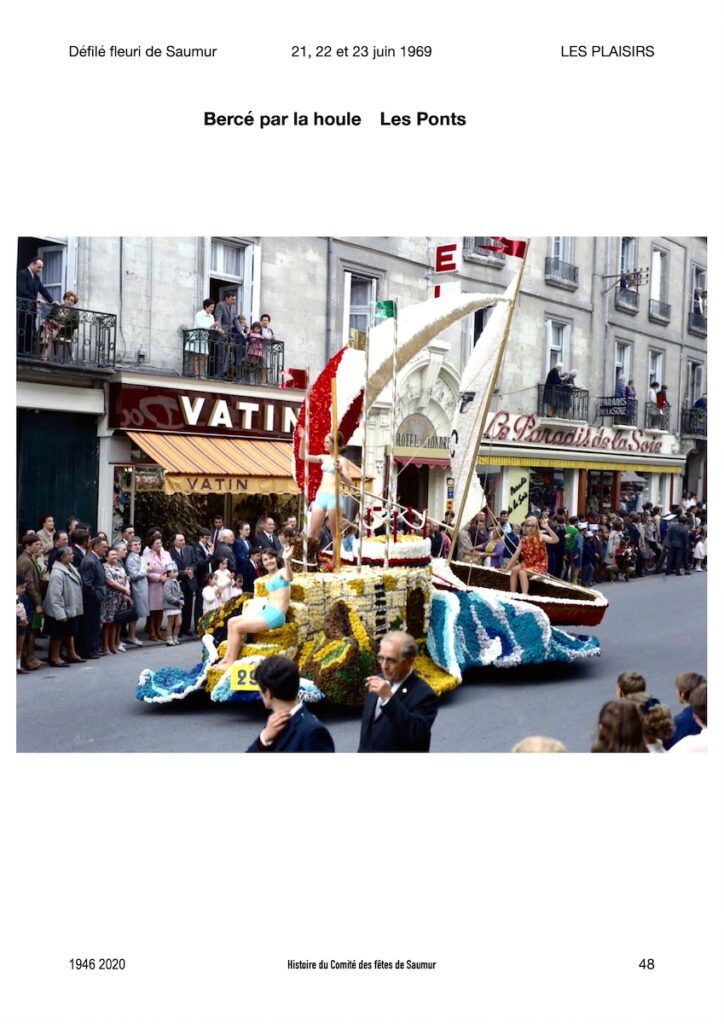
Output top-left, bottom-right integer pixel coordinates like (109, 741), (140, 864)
(136, 536), (601, 708)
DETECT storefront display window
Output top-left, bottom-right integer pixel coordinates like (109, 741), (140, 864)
(586, 470), (615, 515)
(529, 468), (565, 514)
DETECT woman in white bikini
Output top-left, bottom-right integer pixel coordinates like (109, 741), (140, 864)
(218, 548), (293, 667)
(300, 428), (354, 546)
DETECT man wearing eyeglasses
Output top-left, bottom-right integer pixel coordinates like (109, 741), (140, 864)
(358, 630), (438, 752)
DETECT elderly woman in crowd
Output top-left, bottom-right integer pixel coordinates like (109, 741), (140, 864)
(42, 546), (85, 666)
(101, 544), (131, 655)
(16, 532), (45, 670)
(124, 536), (149, 646)
(145, 534), (169, 642)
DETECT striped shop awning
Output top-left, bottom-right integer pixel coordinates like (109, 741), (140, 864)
(126, 431), (367, 495)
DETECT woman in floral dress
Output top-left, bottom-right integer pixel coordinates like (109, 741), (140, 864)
(507, 514), (559, 594)
(101, 546), (131, 654)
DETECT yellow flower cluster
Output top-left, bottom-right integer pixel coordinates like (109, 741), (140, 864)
(413, 648), (461, 696)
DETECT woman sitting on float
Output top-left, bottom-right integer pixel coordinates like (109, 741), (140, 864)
(218, 548), (293, 667)
(299, 427), (354, 546)
(507, 514), (559, 594)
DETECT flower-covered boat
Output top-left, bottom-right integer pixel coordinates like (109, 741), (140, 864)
(431, 558), (609, 627)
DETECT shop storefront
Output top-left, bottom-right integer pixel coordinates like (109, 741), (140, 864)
(104, 378), (306, 534)
(476, 411), (684, 518)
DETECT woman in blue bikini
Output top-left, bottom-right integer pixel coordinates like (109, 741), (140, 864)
(300, 428), (354, 545)
(218, 548), (293, 667)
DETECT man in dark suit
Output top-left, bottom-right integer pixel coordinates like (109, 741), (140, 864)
(169, 533), (199, 636)
(212, 529), (237, 573)
(256, 515), (283, 555)
(79, 536), (108, 658)
(213, 292), (240, 377)
(666, 515), (691, 577)
(246, 657), (334, 752)
(358, 631), (438, 752)
(70, 527), (90, 569)
(210, 514), (225, 553)
(17, 257), (58, 353)
(194, 528), (215, 627)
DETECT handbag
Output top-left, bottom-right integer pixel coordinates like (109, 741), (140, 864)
(114, 606), (139, 626)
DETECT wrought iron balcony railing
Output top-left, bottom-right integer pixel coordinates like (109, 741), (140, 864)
(537, 384), (589, 421)
(688, 310), (707, 336)
(182, 330), (284, 386)
(544, 256), (579, 288)
(16, 298), (116, 368)
(462, 236), (506, 265)
(615, 286), (640, 313)
(644, 401), (670, 431)
(680, 405), (707, 437)
(648, 298), (671, 322)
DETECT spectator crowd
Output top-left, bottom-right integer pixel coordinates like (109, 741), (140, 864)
(16, 511), (300, 672)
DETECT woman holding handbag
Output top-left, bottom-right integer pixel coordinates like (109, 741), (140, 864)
(42, 547), (85, 666)
(101, 545), (132, 654)
(124, 536), (149, 646)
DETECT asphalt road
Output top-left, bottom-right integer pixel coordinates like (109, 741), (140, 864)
(16, 572), (706, 753)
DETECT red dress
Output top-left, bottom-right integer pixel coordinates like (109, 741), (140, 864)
(519, 533), (548, 574)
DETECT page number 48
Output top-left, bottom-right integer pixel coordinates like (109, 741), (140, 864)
(638, 958), (655, 970)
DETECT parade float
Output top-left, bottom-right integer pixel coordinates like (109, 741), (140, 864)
(137, 240), (606, 710)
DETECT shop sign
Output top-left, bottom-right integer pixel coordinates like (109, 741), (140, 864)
(108, 383), (300, 437)
(508, 470), (529, 525)
(483, 412), (664, 455)
(598, 397), (629, 416)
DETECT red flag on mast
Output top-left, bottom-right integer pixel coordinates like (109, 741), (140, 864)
(481, 237), (527, 259)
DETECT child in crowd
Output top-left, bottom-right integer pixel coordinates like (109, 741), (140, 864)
(625, 692), (675, 753)
(16, 575), (32, 674)
(616, 670), (647, 699)
(580, 530), (599, 587)
(201, 572), (224, 615)
(162, 565), (184, 645)
(693, 525), (707, 571)
(668, 684), (708, 753)
(665, 671), (706, 749)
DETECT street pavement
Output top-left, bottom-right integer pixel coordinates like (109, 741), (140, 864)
(16, 572), (706, 753)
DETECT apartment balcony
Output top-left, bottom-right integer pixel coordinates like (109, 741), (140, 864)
(462, 236), (506, 267)
(537, 384), (589, 421)
(597, 396), (638, 426)
(644, 401), (670, 431)
(680, 405), (707, 437)
(16, 298), (117, 369)
(544, 256), (579, 291)
(614, 285), (639, 314)
(648, 298), (671, 324)
(181, 330), (284, 386)
(688, 310), (707, 337)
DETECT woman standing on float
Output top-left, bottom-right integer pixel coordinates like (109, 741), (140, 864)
(299, 427), (354, 546)
(218, 548), (293, 668)
(507, 514), (559, 594)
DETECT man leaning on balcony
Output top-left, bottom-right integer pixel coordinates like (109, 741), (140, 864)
(17, 257), (58, 354)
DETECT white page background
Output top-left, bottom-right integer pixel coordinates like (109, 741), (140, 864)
(2, 1), (721, 1022)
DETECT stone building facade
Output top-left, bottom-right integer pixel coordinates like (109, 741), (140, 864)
(16, 235), (706, 535)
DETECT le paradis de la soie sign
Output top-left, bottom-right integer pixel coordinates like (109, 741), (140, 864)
(483, 412), (665, 454)
(108, 384), (301, 436)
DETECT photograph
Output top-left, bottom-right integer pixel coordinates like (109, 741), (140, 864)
(16, 234), (708, 754)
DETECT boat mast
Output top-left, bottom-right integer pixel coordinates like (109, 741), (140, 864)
(448, 244), (530, 562)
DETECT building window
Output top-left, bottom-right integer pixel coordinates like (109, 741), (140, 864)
(686, 360), (704, 406)
(551, 236), (572, 263)
(615, 341), (632, 385)
(649, 246), (671, 321)
(545, 317), (571, 372)
(207, 238), (248, 312)
(462, 236), (506, 266)
(648, 350), (664, 387)
(620, 236), (637, 277)
(343, 272), (377, 346)
(36, 245), (66, 301)
(688, 263), (707, 335)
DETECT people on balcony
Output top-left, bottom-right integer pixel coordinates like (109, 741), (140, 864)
(693, 392), (707, 410)
(187, 298), (219, 379)
(656, 385), (670, 421)
(213, 292), (239, 378)
(39, 291), (79, 362)
(17, 257), (59, 354)
(247, 321), (265, 383)
(615, 372), (626, 399)
(543, 362), (565, 416)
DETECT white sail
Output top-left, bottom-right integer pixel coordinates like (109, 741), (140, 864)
(449, 270), (520, 527)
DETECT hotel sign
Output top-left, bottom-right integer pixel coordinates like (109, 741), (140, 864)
(108, 383), (301, 437)
(484, 412), (664, 455)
